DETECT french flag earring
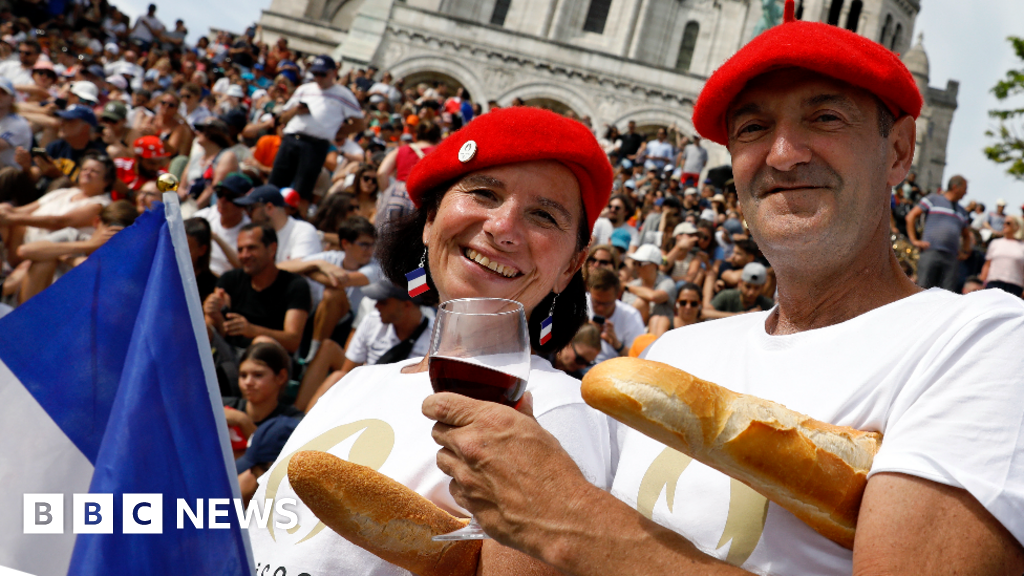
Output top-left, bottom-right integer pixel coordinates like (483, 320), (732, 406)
(406, 248), (430, 298)
(539, 293), (557, 346)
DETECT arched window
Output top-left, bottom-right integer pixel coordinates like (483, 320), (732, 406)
(795, 0), (804, 20)
(827, 0), (844, 26)
(891, 23), (903, 51)
(490, 0), (511, 26)
(844, 0), (862, 32)
(879, 14), (893, 45)
(583, 0), (612, 34)
(675, 21), (700, 72)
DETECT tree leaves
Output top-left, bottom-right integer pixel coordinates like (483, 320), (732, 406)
(987, 36), (1024, 180)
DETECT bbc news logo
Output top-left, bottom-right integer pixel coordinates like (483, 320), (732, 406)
(23, 494), (298, 534)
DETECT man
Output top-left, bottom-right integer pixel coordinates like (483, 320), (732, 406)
(179, 82), (212, 129)
(677, 134), (708, 188)
(128, 4), (164, 52)
(424, 5), (1024, 576)
(194, 173), (252, 275)
(112, 135), (168, 200)
(640, 127), (674, 173)
(203, 223), (310, 353)
(586, 267), (645, 364)
(706, 261), (774, 319)
(983, 199), (1008, 238)
(0, 78), (31, 171)
(0, 39), (41, 88)
(101, 101), (132, 159)
(906, 175), (972, 291)
(681, 186), (702, 220)
(621, 244), (676, 324)
(591, 194), (638, 248)
(269, 55), (364, 211)
(233, 184), (321, 263)
(338, 278), (432, 374)
(618, 120), (644, 166)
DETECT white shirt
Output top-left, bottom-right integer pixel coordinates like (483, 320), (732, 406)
(614, 289), (1024, 574)
(248, 355), (615, 576)
(681, 143), (709, 174)
(592, 217), (638, 248)
(282, 82), (362, 142)
(129, 14), (164, 42)
(586, 293), (646, 363)
(275, 217), (322, 263)
(0, 61), (34, 87)
(0, 112), (32, 170)
(193, 205), (250, 275)
(180, 104), (212, 129)
(105, 59), (144, 81)
(299, 250), (382, 311)
(345, 307), (434, 365)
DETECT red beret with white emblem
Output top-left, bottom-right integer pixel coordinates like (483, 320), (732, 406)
(692, 0), (923, 146)
(405, 107), (613, 231)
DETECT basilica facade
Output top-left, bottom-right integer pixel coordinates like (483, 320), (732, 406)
(258, 0), (956, 193)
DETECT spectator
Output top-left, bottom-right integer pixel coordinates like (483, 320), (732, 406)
(981, 215), (1024, 297)
(128, 4), (164, 52)
(586, 267), (645, 363)
(100, 101), (132, 158)
(269, 55), (364, 212)
(181, 117), (238, 209)
(583, 243), (619, 282)
(634, 195), (681, 250)
(0, 39), (41, 88)
(203, 223), (311, 354)
(192, 173), (251, 275)
(375, 120), (440, 228)
(622, 244), (676, 326)
(236, 415), (300, 507)
(618, 120), (644, 165)
(906, 175), (972, 291)
(116, 136), (169, 200)
(662, 221), (702, 283)
(592, 193), (638, 247)
(179, 82), (212, 129)
(309, 192), (359, 250)
(549, 323), (601, 379)
(343, 163), (379, 222)
(639, 127), (674, 173)
(234, 184), (321, 262)
(982, 199), (1008, 239)
(134, 90), (192, 158)
(184, 217), (218, 303)
(0, 78), (32, 172)
(961, 275), (984, 294)
(671, 281), (704, 330)
(676, 135), (708, 188)
(706, 261), (774, 318)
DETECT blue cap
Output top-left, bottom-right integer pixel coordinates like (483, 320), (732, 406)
(214, 173), (253, 198)
(610, 228), (631, 251)
(309, 54), (336, 74)
(86, 64), (105, 78)
(235, 416), (299, 474)
(234, 184), (285, 207)
(219, 108), (247, 131)
(56, 104), (97, 128)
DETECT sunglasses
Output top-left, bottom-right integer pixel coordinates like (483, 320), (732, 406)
(570, 343), (596, 369)
(607, 205), (622, 211)
(360, 175), (376, 183)
(19, 50), (36, 56)
(159, 100), (177, 107)
(677, 300), (701, 308)
(587, 257), (613, 267)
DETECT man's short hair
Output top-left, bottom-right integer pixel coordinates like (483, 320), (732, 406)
(181, 82), (202, 97)
(100, 200), (139, 228)
(733, 238), (760, 259)
(338, 216), (376, 244)
(609, 193), (633, 215)
(948, 175), (967, 191)
(587, 267), (621, 292)
(20, 39), (40, 53)
(240, 222), (277, 247)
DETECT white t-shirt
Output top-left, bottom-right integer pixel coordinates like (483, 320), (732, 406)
(0, 112), (32, 170)
(586, 293), (646, 363)
(105, 59), (144, 80)
(612, 288), (1024, 575)
(0, 61), (34, 87)
(129, 14), (164, 42)
(283, 82), (363, 142)
(193, 205), (250, 275)
(248, 355), (615, 576)
(345, 307), (433, 365)
(299, 250), (382, 310)
(592, 218), (638, 248)
(275, 217), (322, 263)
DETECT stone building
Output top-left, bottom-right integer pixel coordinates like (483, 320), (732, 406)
(258, 0), (956, 191)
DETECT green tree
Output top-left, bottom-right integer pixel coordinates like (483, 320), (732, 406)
(985, 36), (1024, 180)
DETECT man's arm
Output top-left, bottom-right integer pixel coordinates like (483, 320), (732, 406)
(336, 116), (366, 139)
(224, 308), (308, 353)
(623, 283), (669, 304)
(905, 205), (929, 249)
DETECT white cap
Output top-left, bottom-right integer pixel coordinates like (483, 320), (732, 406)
(104, 42), (119, 55)
(106, 75), (127, 90)
(70, 80), (99, 104)
(673, 222), (698, 236)
(742, 262), (768, 286)
(627, 244), (664, 266)
(683, 187), (699, 196)
(996, 198), (1007, 206)
(226, 84), (245, 98)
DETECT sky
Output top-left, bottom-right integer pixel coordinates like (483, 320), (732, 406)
(112, 0), (1024, 211)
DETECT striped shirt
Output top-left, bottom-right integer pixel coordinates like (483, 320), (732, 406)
(919, 193), (969, 255)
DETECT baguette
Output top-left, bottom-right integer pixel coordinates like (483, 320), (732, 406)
(581, 357), (882, 549)
(287, 450), (481, 576)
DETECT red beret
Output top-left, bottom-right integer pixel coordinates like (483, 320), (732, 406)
(406, 107), (613, 231)
(693, 0), (922, 146)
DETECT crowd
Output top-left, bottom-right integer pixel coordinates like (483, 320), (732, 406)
(2, 0), (1023, 558)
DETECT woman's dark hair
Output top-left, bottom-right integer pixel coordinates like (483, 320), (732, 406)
(311, 192), (356, 233)
(240, 341), (291, 380)
(184, 217), (212, 273)
(696, 219), (718, 257)
(377, 182), (592, 354)
(79, 152), (117, 191)
(345, 163), (379, 198)
(675, 282), (702, 320)
(416, 121), (441, 143)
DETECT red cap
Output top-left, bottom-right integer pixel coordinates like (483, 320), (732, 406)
(133, 135), (168, 159)
(406, 107), (613, 231)
(281, 187), (301, 209)
(692, 0), (922, 146)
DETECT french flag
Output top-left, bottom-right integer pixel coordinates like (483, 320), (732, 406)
(405, 267), (429, 298)
(0, 197), (253, 575)
(539, 315), (553, 346)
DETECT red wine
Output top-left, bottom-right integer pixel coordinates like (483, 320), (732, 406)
(429, 357), (527, 407)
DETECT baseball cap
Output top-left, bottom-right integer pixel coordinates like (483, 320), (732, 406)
(711, 194), (726, 203)
(610, 228), (631, 251)
(234, 184), (285, 207)
(105, 75), (128, 90)
(235, 416), (300, 474)
(215, 173), (254, 198)
(104, 42), (119, 55)
(219, 109), (247, 131)
(56, 104), (98, 127)
(683, 187), (699, 196)
(308, 54), (337, 74)
(281, 187), (300, 209)
(101, 100), (128, 122)
(133, 135), (167, 159)
(86, 64), (106, 78)
(628, 244), (663, 266)
(0, 78), (13, 96)
(70, 80), (99, 104)
(742, 262), (768, 286)
(32, 60), (56, 74)
(362, 278), (414, 302)
(996, 198), (1007, 206)
(662, 196), (682, 210)
(673, 222), (698, 236)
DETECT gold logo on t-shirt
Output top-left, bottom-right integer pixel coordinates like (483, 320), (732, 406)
(638, 447), (769, 567)
(263, 419), (395, 543)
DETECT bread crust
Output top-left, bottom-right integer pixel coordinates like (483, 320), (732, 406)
(287, 450), (481, 576)
(581, 357), (882, 549)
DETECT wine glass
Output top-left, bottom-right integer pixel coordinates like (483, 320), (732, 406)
(429, 298), (531, 541)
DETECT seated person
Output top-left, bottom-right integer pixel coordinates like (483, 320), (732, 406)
(223, 341), (304, 457)
(184, 217), (218, 303)
(11, 200), (137, 304)
(236, 415), (299, 507)
(706, 261), (775, 319)
(305, 278), (433, 409)
(549, 323), (601, 379)
(587, 267), (646, 363)
(621, 244), (677, 326)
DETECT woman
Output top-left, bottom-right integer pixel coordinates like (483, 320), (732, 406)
(184, 217), (218, 303)
(981, 216), (1024, 297)
(0, 152), (114, 267)
(344, 163), (379, 222)
(223, 341), (304, 458)
(672, 282), (703, 329)
(375, 120), (441, 228)
(583, 243), (619, 282)
(180, 117), (238, 210)
(247, 107), (615, 576)
(135, 90), (193, 157)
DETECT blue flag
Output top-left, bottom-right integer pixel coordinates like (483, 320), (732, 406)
(0, 197), (253, 575)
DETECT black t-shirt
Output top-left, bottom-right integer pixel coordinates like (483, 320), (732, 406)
(217, 268), (311, 349)
(196, 269), (218, 304)
(620, 132), (645, 157)
(222, 397), (303, 426)
(45, 138), (107, 181)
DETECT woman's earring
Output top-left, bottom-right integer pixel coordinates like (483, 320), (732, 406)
(540, 292), (557, 346)
(406, 248), (430, 297)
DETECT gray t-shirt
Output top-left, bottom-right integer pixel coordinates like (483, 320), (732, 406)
(622, 273), (677, 319)
(919, 194), (969, 255)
